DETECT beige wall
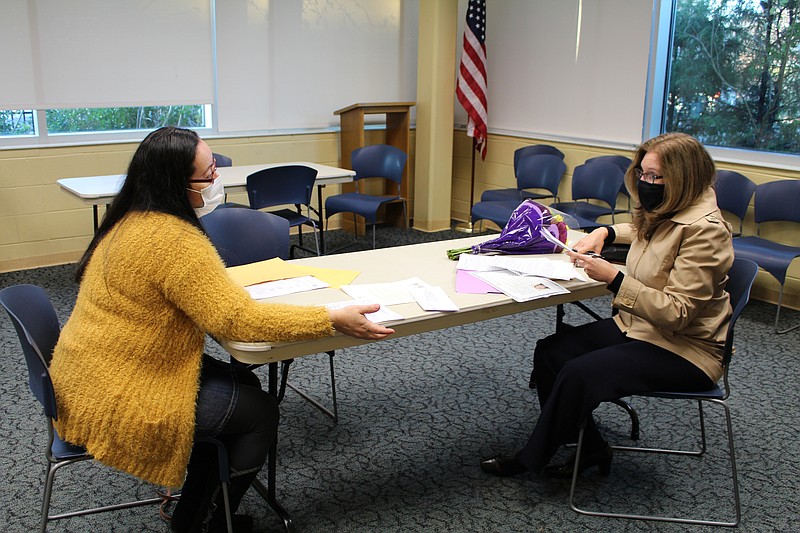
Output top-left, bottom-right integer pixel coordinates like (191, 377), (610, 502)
(451, 130), (800, 310)
(0, 130), (411, 272)
(1, 129), (798, 310)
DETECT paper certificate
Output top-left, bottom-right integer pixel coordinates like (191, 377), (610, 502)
(471, 271), (569, 302)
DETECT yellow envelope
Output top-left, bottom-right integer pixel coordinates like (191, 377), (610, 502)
(226, 258), (308, 287)
(296, 265), (359, 288)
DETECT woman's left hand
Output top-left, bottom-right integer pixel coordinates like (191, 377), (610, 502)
(566, 251), (619, 284)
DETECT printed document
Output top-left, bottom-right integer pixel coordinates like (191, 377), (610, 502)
(472, 271), (569, 302)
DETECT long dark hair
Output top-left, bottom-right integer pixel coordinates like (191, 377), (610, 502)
(75, 127), (204, 281)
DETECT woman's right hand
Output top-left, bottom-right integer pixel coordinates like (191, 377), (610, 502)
(573, 227), (609, 256)
(329, 305), (395, 340)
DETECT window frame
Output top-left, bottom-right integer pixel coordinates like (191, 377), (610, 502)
(645, 0), (800, 170)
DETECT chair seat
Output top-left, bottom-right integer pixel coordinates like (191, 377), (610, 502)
(264, 208), (316, 229)
(481, 189), (551, 203)
(325, 193), (399, 225)
(470, 200), (520, 228)
(52, 432), (89, 460)
(733, 236), (800, 283)
(642, 385), (724, 401)
(550, 201), (614, 229)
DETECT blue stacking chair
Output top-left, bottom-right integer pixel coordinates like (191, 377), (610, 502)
(732, 180), (800, 333)
(201, 207), (291, 264)
(0, 285), (199, 532)
(481, 146), (565, 203)
(715, 170), (756, 237)
(471, 155), (567, 230)
(201, 208), (339, 421)
(246, 165), (321, 257)
(570, 258), (758, 527)
(212, 153), (233, 168)
(585, 155), (632, 212)
(480, 153), (567, 204)
(325, 144), (409, 250)
(550, 162), (626, 230)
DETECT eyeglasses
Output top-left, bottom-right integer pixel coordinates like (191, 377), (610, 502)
(635, 167), (664, 184)
(189, 158), (217, 184)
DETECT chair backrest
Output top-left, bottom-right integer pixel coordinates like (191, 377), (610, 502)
(722, 258), (758, 366)
(212, 153), (233, 167)
(753, 180), (800, 225)
(513, 144), (565, 168)
(515, 154), (567, 196)
(715, 170), (755, 228)
(201, 207), (291, 266)
(351, 144), (408, 188)
(246, 165), (318, 210)
(584, 155), (632, 173)
(586, 155), (633, 199)
(570, 162), (626, 208)
(0, 284), (60, 419)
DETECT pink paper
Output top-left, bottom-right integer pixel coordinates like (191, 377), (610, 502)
(456, 270), (502, 294)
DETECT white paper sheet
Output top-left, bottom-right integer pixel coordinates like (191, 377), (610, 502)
(340, 277), (432, 306)
(457, 254), (583, 281)
(324, 298), (404, 323)
(246, 275), (329, 300)
(471, 271), (569, 302)
(410, 286), (460, 312)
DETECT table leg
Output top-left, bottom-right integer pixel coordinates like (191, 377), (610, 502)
(252, 362), (295, 532)
(93, 205), (100, 233)
(316, 184), (326, 254)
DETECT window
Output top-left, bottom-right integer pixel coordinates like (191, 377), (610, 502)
(0, 110), (36, 137)
(45, 105), (210, 135)
(663, 0), (800, 156)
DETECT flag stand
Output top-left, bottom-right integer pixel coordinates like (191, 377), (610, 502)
(455, 138), (483, 234)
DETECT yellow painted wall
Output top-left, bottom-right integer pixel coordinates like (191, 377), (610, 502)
(0, 129), (410, 273)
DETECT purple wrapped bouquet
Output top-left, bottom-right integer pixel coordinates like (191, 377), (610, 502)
(447, 200), (569, 260)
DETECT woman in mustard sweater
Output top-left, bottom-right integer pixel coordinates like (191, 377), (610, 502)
(49, 127), (394, 532)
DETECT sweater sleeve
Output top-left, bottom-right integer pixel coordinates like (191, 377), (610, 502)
(147, 215), (334, 343)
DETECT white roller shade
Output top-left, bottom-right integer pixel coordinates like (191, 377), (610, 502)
(2, 0), (214, 110)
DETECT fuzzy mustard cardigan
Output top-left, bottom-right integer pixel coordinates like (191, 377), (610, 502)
(50, 212), (334, 487)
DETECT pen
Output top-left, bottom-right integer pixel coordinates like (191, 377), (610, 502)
(538, 226), (604, 259)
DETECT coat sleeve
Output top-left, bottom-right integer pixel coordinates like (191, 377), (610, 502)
(613, 219), (733, 332)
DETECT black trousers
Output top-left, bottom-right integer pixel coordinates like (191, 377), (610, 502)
(517, 318), (713, 472)
(172, 358), (278, 532)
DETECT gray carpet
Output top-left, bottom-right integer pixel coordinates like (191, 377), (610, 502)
(1, 226), (799, 532)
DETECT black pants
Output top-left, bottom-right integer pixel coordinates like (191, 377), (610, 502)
(517, 318), (713, 472)
(172, 357), (278, 532)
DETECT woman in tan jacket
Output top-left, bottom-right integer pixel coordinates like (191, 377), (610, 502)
(481, 133), (733, 478)
(50, 127), (394, 532)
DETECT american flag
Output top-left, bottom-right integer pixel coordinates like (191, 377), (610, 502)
(456, 0), (488, 160)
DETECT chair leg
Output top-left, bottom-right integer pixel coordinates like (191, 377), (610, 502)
(610, 398), (640, 441)
(775, 284), (800, 334)
(569, 399), (740, 526)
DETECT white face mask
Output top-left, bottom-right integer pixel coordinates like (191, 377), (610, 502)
(188, 177), (225, 218)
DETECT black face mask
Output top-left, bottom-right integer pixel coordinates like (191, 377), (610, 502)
(637, 180), (666, 212)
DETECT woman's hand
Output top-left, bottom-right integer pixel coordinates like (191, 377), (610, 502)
(572, 227), (609, 256)
(329, 305), (395, 340)
(566, 250), (619, 284)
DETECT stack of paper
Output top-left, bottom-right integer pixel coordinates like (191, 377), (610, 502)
(455, 254), (582, 302)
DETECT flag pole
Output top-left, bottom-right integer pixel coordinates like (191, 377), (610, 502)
(455, 137), (481, 234)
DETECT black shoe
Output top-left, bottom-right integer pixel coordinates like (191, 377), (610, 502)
(543, 445), (612, 479)
(480, 455), (528, 477)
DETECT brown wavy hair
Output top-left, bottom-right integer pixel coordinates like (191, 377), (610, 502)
(626, 133), (716, 241)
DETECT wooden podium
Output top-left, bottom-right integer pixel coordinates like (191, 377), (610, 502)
(334, 102), (415, 229)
